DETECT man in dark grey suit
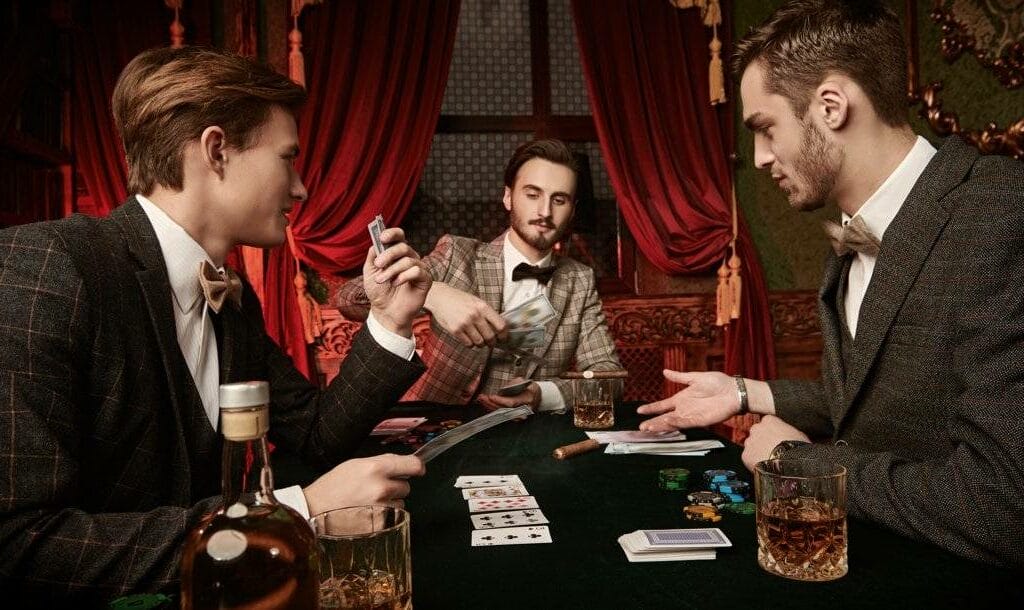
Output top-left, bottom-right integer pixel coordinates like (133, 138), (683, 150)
(0, 47), (432, 603)
(638, 0), (1024, 567)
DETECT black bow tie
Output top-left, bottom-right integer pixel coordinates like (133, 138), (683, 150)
(512, 262), (556, 285)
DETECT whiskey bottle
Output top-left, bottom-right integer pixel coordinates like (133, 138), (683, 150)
(180, 381), (320, 609)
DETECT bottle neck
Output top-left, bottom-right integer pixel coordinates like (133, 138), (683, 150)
(221, 433), (277, 508)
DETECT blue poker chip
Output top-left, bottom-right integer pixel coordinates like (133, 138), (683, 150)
(714, 480), (750, 495)
(703, 469), (737, 484)
(723, 493), (748, 503)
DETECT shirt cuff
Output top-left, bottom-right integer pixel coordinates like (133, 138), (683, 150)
(536, 381), (566, 414)
(366, 311), (417, 361)
(274, 485), (312, 523)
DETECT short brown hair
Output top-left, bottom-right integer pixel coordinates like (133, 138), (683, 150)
(503, 139), (579, 191)
(112, 46), (307, 195)
(732, 0), (908, 127)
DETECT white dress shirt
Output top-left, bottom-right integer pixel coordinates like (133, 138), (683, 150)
(842, 136), (936, 336)
(137, 195), (415, 519)
(501, 234), (565, 412)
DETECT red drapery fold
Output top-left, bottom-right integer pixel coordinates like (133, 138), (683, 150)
(263, 0), (461, 378)
(570, 1), (776, 387)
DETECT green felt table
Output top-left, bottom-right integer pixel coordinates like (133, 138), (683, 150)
(335, 403), (1024, 608)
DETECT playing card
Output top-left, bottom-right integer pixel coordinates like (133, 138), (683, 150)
(502, 294), (556, 330)
(639, 528), (732, 549)
(462, 484), (529, 500)
(604, 439), (725, 455)
(471, 509), (549, 530)
(496, 379), (532, 397)
(617, 535), (717, 562)
(454, 475), (524, 489)
(471, 525), (552, 546)
(585, 430), (686, 443)
(367, 214), (388, 255)
(468, 496), (540, 513)
(369, 417), (427, 436)
(415, 406), (532, 463)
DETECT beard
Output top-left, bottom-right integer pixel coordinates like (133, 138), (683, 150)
(785, 119), (841, 212)
(509, 202), (570, 254)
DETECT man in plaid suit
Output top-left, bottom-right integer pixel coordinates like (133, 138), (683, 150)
(638, 0), (1024, 566)
(0, 47), (433, 603)
(338, 139), (622, 412)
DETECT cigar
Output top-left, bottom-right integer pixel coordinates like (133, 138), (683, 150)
(559, 370), (629, 379)
(552, 438), (600, 460)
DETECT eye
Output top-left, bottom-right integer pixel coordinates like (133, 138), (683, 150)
(552, 195), (569, 206)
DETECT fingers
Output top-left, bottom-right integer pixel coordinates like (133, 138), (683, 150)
(636, 397), (675, 415)
(638, 413), (681, 433)
(378, 227), (406, 246)
(662, 369), (696, 385)
(382, 453), (426, 478)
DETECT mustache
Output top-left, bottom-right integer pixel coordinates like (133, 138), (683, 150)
(529, 219), (555, 229)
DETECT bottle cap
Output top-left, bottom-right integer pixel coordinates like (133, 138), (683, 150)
(219, 381), (269, 411)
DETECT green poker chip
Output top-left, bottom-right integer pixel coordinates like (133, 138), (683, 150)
(720, 501), (757, 515)
(658, 468), (689, 490)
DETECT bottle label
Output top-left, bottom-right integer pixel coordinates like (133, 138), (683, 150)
(221, 406), (269, 441)
(206, 529), (248, 562)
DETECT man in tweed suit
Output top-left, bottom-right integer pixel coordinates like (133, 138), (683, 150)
(338, 139), (621, 412)
(0, 47), (433, 603)
(638, 0), (1024, 566)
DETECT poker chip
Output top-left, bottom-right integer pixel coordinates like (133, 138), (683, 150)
(683, 504), (721, 522)
(712, 480), (750, 497)
(658, 468), (690, 490)
(720, 501), (756, 515)
(686, 490), (727, 507)
(439, 419), (462, 430)
(702, 469), (737, 485)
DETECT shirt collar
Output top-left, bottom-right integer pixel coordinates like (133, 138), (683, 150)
(502, 231), (553, 280)
(136, 194), (217, 314)
(842, 135), (937, 240)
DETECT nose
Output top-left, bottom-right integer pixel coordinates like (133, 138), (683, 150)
(538, 197), (552, 219)
(292, 173), (308, 203)
(752, 136), (774, 170)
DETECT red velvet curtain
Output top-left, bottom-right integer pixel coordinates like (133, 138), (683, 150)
(571, 0), (777, 385)
(70, 3), (210, 217)
(263, 0), (461, 378)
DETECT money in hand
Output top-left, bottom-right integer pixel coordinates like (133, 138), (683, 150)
(502, 293), (556, 330)
(367, 214), (389, 255)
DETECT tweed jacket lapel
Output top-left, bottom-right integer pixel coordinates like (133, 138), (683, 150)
(476, 235), (505, 314)
(110, 198), (196, 496)
(837, 138), (973, 427)
(817, 252), (848, 397)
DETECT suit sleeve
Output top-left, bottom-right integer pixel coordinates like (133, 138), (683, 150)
(236, 282), (425, 472)
(550, 268), (623, 405)
(767, 378), (834, 438)
(785, 201), (1024, 568)
(0, 227), (220, 603)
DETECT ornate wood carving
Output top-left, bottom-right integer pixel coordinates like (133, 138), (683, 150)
(906, 1), (1024, 160)
(930, 3), (1023, 90)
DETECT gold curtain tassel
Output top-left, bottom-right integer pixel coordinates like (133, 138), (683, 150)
(715, 259), (731, 327)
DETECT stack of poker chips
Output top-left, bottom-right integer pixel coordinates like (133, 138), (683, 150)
(658, 468), (690, 490)
(679, 469), (757, 522)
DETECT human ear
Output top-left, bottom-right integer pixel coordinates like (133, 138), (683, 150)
(815, 78), (849, 131)
(200, 126), (228, 177)
(502, 186), (513, 212)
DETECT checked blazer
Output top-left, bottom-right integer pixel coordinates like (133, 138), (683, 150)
(768, 137), (1024, 567)
(0, 198), (425, 605)
(337, 233), (621, 405)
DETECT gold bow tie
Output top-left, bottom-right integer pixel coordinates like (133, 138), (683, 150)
(822, 216), (881, 257)
(198, 260), (243, 313)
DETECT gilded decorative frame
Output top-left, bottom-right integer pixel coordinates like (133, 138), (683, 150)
(905, 0), (1024, 159)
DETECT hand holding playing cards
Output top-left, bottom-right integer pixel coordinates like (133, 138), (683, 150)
(363, 227), (431, 337)
(637, 370), (741, 432)
(477, 377), (541, 411)
(303, 454), (425, 514)
(741, 415), (810, 471)
(424, 282), (507, 347)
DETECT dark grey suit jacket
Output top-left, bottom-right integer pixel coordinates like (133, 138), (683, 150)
(0, 198), (425, 604)
(768, 137), (1024, 567)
